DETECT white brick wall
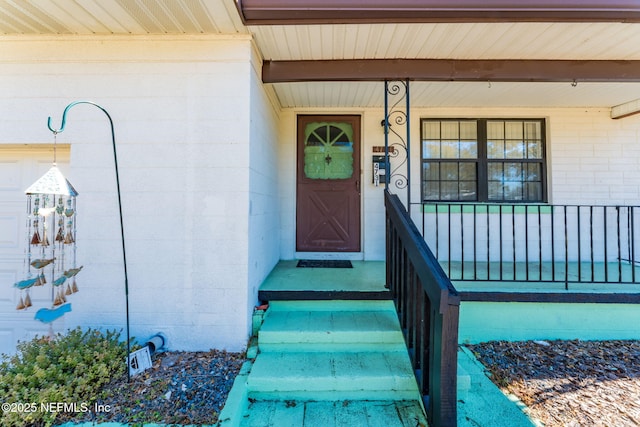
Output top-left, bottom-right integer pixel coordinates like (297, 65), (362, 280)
(0, 36), (256, 352)
(549, 109), (640, 205)
(247, 46), (281, 310)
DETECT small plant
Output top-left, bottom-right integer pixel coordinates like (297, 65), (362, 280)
(0, 327), (127, 427)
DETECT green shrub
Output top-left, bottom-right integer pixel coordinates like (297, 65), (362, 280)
(0, 327), (127, 427)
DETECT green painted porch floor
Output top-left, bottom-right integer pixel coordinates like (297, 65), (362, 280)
(258, 260), (389, 300)
(444, 261), (640, 293)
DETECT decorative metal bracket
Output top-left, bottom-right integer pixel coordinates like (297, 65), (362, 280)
(384, 80), (411, 210)
(48, 101), (132, 382)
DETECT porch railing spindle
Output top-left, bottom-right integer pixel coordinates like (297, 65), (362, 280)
(461, 206), (465, 280)
(590, 206), (595, 282)
(448, 205), (452, 278)
(551, 205), (556, 281)
(473, 204), (478, 280)
(525, 205), (529, 281)
(578, 206), (582, 282)
(538, 205), (542, 281)
(632, 207), (636, 283)
(618, 207), (622, 283)
(564, 206), (569, 289)
(499, 205), (504, 281)
(604, 207), (609, 282)
(435, 204), (439, 259)
(486, 206), (490, 280)
(512, 206), (516, 280)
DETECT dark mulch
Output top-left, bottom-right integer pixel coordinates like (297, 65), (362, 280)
(467, 340), (640, 426)
(61, 349), (245, 426)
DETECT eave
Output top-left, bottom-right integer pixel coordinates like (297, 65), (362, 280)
(238, 0), (640, 25)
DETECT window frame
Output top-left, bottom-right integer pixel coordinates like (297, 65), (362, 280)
(420, 118), (548, 203)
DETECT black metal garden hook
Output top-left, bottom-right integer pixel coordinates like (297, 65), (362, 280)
(47, 101), (132, 382)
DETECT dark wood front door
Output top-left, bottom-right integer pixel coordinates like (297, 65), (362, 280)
(296, 115), (361, 252)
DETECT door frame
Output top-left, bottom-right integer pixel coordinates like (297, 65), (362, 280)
(295, 114), (362, 253)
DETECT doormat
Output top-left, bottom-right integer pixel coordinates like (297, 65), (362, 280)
(296, 259), (353, 268)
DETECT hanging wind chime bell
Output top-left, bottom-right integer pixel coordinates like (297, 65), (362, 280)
(14, 138), (81, 325)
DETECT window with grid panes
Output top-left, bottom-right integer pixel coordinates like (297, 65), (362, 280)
(421, 119), (546, 203)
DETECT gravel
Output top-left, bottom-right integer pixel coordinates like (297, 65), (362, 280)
(60, 349), (245, 426)
(53, 340), (640, 426)
(467, 340), (640, 426)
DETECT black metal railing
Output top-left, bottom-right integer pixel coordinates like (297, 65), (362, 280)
(386, 191), (460, 427)
(416, 203), (640, 285)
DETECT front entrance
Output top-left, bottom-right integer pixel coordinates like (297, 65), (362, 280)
(296, 115), (361, 252)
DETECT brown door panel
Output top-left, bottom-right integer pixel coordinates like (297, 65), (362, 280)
(296, 115), (361, 252)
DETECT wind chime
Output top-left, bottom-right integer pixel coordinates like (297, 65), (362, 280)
(14, 138), (81, 324)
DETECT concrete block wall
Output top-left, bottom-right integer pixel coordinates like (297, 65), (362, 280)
(248, 45), (281, 308)
(0, 35), (259, 352)
(549, 109), (640, 205)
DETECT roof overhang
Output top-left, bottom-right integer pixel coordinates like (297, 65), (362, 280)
(238, 0), (640, 25)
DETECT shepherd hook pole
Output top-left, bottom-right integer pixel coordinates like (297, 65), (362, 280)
(48, 101), (132, 382)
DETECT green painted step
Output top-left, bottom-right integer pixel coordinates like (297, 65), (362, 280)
(246, 351), (420, 401)
(267, 299), (397, 312)
(259, 261), (387, 293)
(240, 399), (427, 427)
(258, 309), (406, 352)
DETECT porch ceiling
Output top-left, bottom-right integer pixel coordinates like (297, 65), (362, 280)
(1, 0), (639, 111)
(270, 81), (640, 109)
(250, 22), (640, 62)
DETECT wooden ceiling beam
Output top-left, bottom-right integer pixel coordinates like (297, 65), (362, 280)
(238, 0), (640, 25)
(263, 59), (640, 84)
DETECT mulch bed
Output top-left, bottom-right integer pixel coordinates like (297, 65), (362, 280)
(467, 340), (640, 426)
(61, 349), (245, 426)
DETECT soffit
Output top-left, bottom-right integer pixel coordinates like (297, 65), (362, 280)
(0, 0), (246, 34)
(250, 22), (640, 61)
(272, 81), (640, 109)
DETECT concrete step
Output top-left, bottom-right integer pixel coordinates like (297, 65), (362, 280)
(258, 309), (406, 352)
(240, 399), (428, 427)
(246, 351), (420, 401)
(267, 299), (397, 312)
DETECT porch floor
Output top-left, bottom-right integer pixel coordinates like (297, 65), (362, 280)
(442, 260), (640, 294)
(258, 260), (390, 301)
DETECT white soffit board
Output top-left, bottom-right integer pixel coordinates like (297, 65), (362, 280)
(271, 81), (640, 109)
(0, 0), (246, 35)
(251, 22), (640, 61)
